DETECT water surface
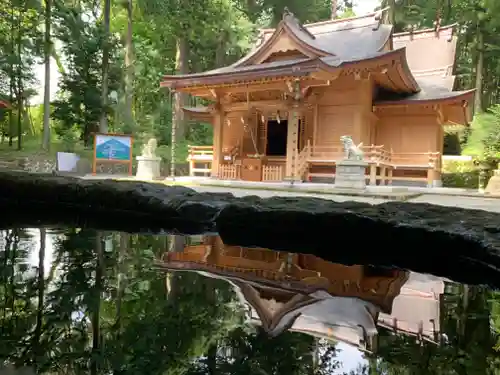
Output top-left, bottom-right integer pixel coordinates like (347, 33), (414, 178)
(0, 228), (499, 374)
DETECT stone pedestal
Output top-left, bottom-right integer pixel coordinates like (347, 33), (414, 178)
(136, 156), (161, 180)
(334, 159), (368, 190)
(485, 167), (500, 195)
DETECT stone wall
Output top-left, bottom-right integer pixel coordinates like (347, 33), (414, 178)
(0, 155), (190, 177)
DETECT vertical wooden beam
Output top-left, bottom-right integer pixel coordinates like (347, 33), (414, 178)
(427, 168), (434, 188)
(211, 109), (224, 178)
(313, 104), (318, 147)
(369, 164), (377, 186)
(285, 80), (301, 181)
(353, 76), (373, 145)
(380, 166), (387, 186)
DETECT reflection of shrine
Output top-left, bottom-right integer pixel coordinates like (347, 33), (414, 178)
(159, 235), (445, 352)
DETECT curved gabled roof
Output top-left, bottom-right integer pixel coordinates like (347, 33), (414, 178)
(161, 48), (419, 94)
(231, 8), (393, 68)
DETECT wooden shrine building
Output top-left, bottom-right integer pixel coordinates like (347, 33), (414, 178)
(157, 235), (445, 351)
(162, 9), (474, 186)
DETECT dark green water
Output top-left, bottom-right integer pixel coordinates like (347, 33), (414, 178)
(0, 228), (499, 374)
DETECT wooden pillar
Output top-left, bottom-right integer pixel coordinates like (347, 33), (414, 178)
(380, 166), (387, 186)
(369, 164), (377, 186)
(285, 81), (301, 181)
(353, 76), (373, 145)
(313, 104), (318, 146)
(387, 168), (393, 185)
(427, 168), (434, 188)
(189, 148), (194, 176)
(211, 110), (223, 178)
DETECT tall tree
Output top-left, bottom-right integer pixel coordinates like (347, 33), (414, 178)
(42, 0), (51, 150)
(99, 0), (112, 133)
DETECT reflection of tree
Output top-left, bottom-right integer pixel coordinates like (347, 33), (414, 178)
(186, 327), (340, 375)
(0, 229), (36, 366)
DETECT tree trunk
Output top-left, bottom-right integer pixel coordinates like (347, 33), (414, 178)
(115, 233), (129, 328)
(330, 0), (337, 19)
(123, 0), (134, 133)
(385, 0), (396, 25)
(99, 0), (112, 133)
(167, 235), (185, 298)
(474, 26), (484, 114)
(42, 0), (51, 150)
(90, 233), (104, 375)
(16, 9), (23, 151)
(215, 31), (227, 69)
(8, 0), (14, 147)
(170, 36), (189, 177)
(33, 229), (46, 369)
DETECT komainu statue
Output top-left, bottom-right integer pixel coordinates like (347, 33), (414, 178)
(340, 135), (364, 161)
(141, 138), (158, 158)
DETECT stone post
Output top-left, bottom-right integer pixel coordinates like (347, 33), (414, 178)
(136, 138), (162, 180)
(334, 135), (367, 190)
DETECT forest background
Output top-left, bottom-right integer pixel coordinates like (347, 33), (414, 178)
(1, 0), (500, 183)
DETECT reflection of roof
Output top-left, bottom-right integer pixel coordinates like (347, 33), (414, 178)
(378, 273), (445, 343)
(158, 257), (445, 350)
(0, 100), (10, 109)
(233, 282), (379, 351)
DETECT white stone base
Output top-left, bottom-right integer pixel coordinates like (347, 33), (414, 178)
(334, 160), (368, 190)
(136, 156), (161, 180)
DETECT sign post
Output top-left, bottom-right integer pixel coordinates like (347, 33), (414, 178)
(92, 133), (133, 175)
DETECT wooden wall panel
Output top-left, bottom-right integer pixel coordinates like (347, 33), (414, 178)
(375, 114), (440, 153)
(316, 108), (353, 145)
(313, 78), (373, 147)
(222, 111), (246, 153)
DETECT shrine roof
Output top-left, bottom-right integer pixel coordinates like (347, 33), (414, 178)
(161, 48), (415, 90)
(392, 24), (457, 81)
(376, 78), (475, 106)
(231, 9), (392, 67)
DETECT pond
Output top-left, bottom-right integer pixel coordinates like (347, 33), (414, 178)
(0, 228), (499, 374)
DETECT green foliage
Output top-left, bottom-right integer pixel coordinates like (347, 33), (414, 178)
(441, 159), (480, 188)
(463, 105), (500, 158)
(50, 0), (122, 146)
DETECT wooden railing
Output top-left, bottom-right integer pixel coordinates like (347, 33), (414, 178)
(219, 164), (240, 180)
(309, 144), (441, 170)
(190, 144), (441, 171)
(262, 165), (284, 181)
(188, 145), (213, 176)
(187, 145), (213, 160)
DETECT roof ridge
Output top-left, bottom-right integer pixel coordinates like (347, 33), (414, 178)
(312, 21), (385, 36)
(304, 7), (388, 28)
(259, 7), (389, 35)
(393, 23), (457, 37)
(282, 7), (316, 39)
